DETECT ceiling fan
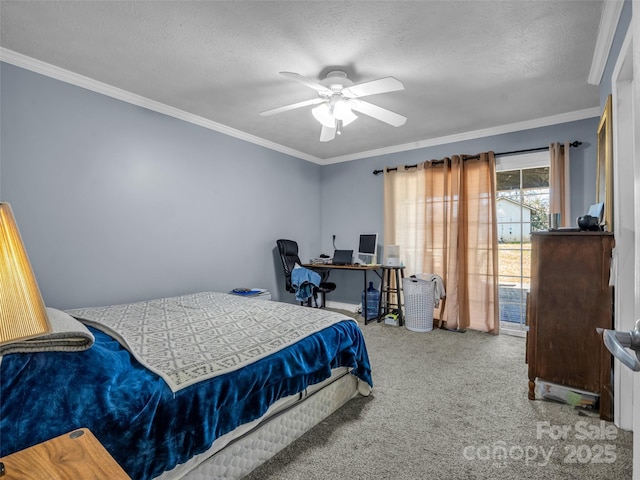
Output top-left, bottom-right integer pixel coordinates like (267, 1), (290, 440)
(260, 70), (407, 142)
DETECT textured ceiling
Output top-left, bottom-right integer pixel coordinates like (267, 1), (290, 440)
(0, 1), (603, 163)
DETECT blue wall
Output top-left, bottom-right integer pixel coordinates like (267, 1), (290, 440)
(0, 62), (322, 308)
(0, 60), (601, 308)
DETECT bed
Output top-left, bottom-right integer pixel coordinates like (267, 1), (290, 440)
(0, 291), (372, 479)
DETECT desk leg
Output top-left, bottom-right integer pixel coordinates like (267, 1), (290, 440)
(363, 270), (369, 324)
(383, 269), (391, 319)
(396, 268), (404, 327)
(377, 282), (384, 323)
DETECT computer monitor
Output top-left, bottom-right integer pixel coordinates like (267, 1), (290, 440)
(358, 233), (378, 263)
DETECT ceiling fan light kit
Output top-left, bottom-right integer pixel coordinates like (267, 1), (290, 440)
(311, 103), (336, 128)
(261, 70), (406, 142)
(332, 99), (357, 124)
(312, 99), (357, 128)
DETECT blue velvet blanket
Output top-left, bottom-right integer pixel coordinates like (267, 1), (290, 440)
(0, 320), (371, 479)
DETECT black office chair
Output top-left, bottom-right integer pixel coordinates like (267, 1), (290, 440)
(276, 239), (336, 308)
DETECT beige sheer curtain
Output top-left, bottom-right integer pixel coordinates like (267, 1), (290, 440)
(549, 142), (571, 227)
(383, 153), (499, 333)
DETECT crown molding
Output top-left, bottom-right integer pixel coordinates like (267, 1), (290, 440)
(588, 0), (625, 85)
(1, 48), (599, 167)
(321, 107), (600, 165)
(0, 48), (323, 165)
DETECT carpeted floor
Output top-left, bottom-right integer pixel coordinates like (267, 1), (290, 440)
(242, 310), (633, 480)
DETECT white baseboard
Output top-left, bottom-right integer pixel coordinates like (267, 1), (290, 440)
(325, 300), (359, 313)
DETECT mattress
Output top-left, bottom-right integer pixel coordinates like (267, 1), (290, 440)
(162, 368), (359, 480)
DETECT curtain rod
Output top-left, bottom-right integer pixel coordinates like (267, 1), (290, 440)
(372, 141), (582, 175)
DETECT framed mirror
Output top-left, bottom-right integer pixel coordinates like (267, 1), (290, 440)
(596, 94), (613, 231)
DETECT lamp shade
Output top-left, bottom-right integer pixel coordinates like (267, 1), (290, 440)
(0, 202), (50, 344)
(333, 99), (358, 126)
(311, 103), (336, 128)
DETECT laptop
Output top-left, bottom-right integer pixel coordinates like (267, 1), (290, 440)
(332, 249), (353, 265)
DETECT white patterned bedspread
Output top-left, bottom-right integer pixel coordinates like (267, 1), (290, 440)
(66, 292), (353, 392)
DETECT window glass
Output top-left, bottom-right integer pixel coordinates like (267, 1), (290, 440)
(522, 167), (550, 189)
(496, 156), (549, 335)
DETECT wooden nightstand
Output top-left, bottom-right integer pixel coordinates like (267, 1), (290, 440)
(0, 428), (130, 479)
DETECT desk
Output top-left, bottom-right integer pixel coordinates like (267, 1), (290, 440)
(303, 264), (382, 324)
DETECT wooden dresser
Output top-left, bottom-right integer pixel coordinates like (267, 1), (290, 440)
(526, 231), (614, 420)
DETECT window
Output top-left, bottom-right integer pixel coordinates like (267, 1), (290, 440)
(496, 152), (549, 335)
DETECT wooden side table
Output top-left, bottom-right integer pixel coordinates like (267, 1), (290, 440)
(0, 428), (130, 479)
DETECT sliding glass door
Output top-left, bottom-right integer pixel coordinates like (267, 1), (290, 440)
(496, 152), (549, 335)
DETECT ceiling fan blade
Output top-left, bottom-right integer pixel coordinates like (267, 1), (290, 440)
(341, 77), (404, 98)
(260, 97), (325, 116)
(280, 72), (333, 95)
(350, 99), (407, 127)
(320, 125), (336, 142)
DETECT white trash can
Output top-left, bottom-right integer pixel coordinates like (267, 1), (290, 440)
(402, 277), (435, 332)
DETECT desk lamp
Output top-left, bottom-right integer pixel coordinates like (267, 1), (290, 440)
(0, 202), (51, 344)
